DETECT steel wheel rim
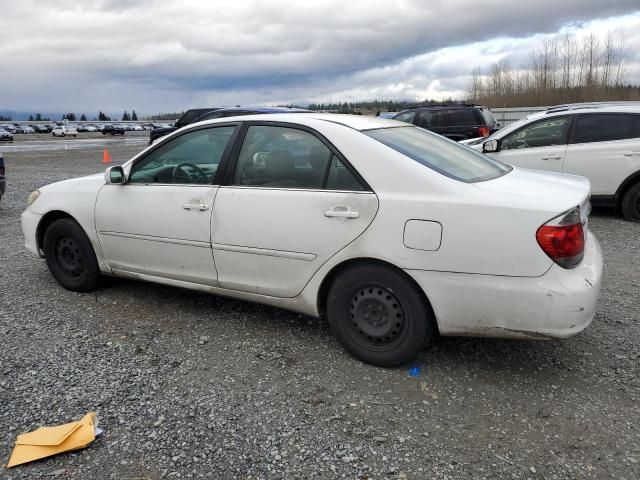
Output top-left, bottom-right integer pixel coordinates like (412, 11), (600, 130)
(348, 285), (406, 349)
(54, 236), (83, 277)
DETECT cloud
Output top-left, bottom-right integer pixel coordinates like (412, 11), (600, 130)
(0, 0), (638, 113)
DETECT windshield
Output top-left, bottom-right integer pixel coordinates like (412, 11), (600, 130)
(365, 126), (511, 183)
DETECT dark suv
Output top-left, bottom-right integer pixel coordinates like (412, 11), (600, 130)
(149, 106), (309, 144)
(393, 104), (499, 141)
(149, 108), (223, 144)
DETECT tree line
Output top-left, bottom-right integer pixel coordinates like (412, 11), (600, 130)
(20, 110), (140, 122)
(467, 31), (639, 107)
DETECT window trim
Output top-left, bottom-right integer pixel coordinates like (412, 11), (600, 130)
(221, 121), (373, 192)
(127, 122), (241, 186)
(500, 115), (573, 151)
(568, 112), (640, 145)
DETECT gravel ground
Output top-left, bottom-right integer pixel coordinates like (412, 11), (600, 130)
(0, 140), (638, 479)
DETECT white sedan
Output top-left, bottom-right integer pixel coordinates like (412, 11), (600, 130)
(21, 114), (603, 366)
(52, 125), (78, 137)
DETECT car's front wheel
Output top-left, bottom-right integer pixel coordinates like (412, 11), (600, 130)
(43, 218), (101, 292)
(621, 183), (640, 222)
(327, 264), (434, 367)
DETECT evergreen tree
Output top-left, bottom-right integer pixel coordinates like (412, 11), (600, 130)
(35, 113), (42, 121)
(131, 110), (138, 121)
(121, 110), (131, 121)
(28, 115), (34, 121)
(80, 114), (87, 121)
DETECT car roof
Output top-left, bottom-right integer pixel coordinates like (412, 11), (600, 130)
(215, 106), (310, 113)
(404, 104), (488, 110)
(191, 112), (404, 131)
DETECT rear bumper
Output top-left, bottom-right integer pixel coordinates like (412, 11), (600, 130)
(406, 230), (603, 339)
(21, 208), (42, 257)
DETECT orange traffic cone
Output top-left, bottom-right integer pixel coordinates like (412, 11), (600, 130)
(102, 149), (112, 164)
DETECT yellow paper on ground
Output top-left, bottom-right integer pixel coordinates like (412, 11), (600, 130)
(6, 413), (98, 468)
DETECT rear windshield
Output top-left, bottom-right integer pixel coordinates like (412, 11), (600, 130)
(479, 108), (497, 126)
(365, 126), (511, 183)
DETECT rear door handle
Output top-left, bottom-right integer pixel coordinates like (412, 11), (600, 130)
(183, 202), (209, 211)
(324, 206), (360, 219)
(541, 155), (562, 160)
(623, 151), (640, 157)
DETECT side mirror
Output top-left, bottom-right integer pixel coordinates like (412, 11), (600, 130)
(483, 139), (500, 153)
(104, 166), (125, 184)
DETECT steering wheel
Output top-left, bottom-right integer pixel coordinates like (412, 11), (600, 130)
(172, 163), (208, 184)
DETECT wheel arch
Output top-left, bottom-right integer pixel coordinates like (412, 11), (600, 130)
(615, 170), (640, 209)
(316, 257), (439, 332)
(36, 210), (76, 252)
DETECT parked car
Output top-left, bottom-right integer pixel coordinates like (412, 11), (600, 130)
(22, 113), (602, 367)
(149, 108), (222, 144)
(0, 153), (5, 201)
(0, 124), (16, 134)
(393, 104), (500, 141)
(0, 128), (14, 141)
(129, 124), (144, 131)
(83, 124), (98, 132)
(376, 112), (398, 119)
(12, 124), (26, 134)
(21, 125), (35, 134)
(52, 125), (78, 137)
(31, 125), (48, 133)
(467, 105), (640, 221)
(149, 106), (310, 144)
(102, 124), (126, 135)
(41, 124), (55, 133)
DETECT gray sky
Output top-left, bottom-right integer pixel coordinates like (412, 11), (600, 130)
(1, 0), (639, 115)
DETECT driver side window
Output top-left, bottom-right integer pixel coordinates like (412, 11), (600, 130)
(129, 126), (235, 184)
(501, 117), (570, 151)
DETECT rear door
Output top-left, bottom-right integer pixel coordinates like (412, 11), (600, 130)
(490, 115), (571, 172)
(211, 122), (378, 298)
(446, 108), (481, 141)
(563, 113), (640, 195)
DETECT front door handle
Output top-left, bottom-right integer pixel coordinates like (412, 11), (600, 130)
(183, 202), (209, 211)
(623, 151), (640, 157)
(325, 206), (360, 219)
(541, 155), (562, 160)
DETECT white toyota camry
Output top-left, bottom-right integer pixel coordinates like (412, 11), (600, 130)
(22, 114), (603, 366)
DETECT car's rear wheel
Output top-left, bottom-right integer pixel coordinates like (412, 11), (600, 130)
(43, 218), (101, 292)
(621, 183), (640, 222)
(327, 264), (433, 367)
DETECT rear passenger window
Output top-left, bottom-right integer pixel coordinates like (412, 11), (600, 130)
(573, 114), (639, 144)
(234, 126), (331, 189)
(325, 156), (365, 191)
(447, 109), (477, 125)
(394, 111), (415, 124)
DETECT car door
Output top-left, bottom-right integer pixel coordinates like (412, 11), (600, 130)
(563, 113), (640, 196)
(211, 122), (379, 298)
(95, 124), (238, 286)
(490, 116), (571, 172)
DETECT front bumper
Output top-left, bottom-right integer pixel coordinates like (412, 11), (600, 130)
(21, 208), (42, 257)
(406, 230), (603, 339)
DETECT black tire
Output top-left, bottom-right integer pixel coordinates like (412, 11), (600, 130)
(621, 183), (640, 222)
(327, 264), (434, 367)
(43, 218), (101, 292)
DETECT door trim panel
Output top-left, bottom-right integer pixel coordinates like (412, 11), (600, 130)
(212, 243), (317, 261)
(100, 231), (210, 248)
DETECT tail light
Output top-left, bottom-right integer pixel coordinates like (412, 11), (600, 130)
(536, 207), (584, 269)
(477, 126), (490, 137)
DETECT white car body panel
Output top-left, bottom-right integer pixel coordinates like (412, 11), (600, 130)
(22, 113), (603, 340)
(95, 184), (219, 286)
(211, 187), (378, 297)
(563, 138), (640, 196)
